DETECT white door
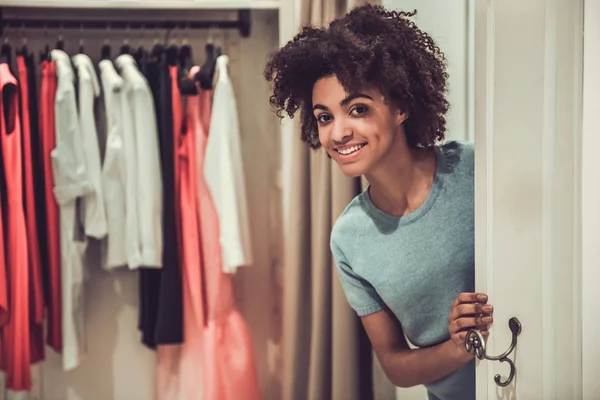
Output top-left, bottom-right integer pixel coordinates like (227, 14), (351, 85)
(473, 0), (583, 398)
(381, 0), (587, 399)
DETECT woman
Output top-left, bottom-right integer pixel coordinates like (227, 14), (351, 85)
(264, 4), (493, 400)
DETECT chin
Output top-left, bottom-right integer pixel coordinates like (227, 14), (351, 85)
(337, 164), (367, 178)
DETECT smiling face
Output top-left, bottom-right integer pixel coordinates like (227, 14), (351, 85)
(312, 76), (408, 177)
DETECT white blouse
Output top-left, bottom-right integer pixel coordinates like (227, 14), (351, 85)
(115, 54), (163, 269)
(204, 55), (254, 274)
(51, 49), (93, 371)
(99, 59), (128, 269)
(73, 53), (107, 240)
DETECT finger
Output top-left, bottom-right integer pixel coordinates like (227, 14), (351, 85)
(450, 304), (493, 325)
(448, 304), (476, 323)
(450, 315), (493, 332)
(455, 303), (493, 317)
(453, 292), (488, 306)
(456, 327), (489, 342)
(456, 331), (467, 344)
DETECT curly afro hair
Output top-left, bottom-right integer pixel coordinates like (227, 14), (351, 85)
(264, 4), (450, 149)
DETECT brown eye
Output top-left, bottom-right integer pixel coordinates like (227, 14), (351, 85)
(316, 113), (333, 124)
(350, 105), (368, 116)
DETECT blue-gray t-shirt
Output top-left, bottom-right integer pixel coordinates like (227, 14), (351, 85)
(330, 140), (475, 400)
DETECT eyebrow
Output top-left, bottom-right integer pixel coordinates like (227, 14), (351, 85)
(313, 93), (374, 111)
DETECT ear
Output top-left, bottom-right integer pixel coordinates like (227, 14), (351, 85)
(394, 110), (409, 126)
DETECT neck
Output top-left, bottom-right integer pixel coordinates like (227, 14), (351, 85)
(365, 135), (437, 217)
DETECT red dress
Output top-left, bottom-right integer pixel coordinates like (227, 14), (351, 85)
(40, 60), (62, 352)
(0, 84), (6, 329)
(17, 55), (46, 363)
(0, 62), (32, 391)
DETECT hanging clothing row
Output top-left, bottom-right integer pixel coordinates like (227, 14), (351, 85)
(0, 29), (260, 400)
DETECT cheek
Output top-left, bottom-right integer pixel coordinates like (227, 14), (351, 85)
(373, 118), (397, 143)
(352, 119), (386, 143)
(317, 127), (330, 147)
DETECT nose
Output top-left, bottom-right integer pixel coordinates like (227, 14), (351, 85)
(331, 120), (353, 145)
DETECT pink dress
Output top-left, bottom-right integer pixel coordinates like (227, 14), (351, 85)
(196, 69), (261, 400)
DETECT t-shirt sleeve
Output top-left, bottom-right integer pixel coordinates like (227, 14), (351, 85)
(331, 239), (386, 317)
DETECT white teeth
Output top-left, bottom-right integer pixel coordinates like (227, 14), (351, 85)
(337, 144), (365, 155)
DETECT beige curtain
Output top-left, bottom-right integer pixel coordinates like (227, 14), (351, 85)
(281, 1), (396, 399)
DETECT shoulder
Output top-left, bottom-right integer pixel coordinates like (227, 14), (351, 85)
(330, 192), (371, 259)
(438, 140), (474, 176)
(440, 139), (473, 160)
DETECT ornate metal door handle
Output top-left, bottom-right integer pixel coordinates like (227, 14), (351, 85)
(464, 317), (522, 387)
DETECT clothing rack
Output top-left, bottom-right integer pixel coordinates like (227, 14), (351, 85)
(0, 8), (252, 38)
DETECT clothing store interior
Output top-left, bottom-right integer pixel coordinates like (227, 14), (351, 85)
(0, 0), (456, 399)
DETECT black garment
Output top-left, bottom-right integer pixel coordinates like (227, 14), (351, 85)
(25, 52), (51, 307)
(138, 45), (184, 348)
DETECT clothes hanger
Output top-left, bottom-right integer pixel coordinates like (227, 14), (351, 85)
(78, 25), (85, 54)
(22, 31), (35, 68)
(196, 44), (216, 90)
(150, 25), (165, 58)
(100, 24), (111, 60)
(134, 24), (146, 64)
(178, 45), (193, 71)
(120, 25), (132, 55)
(178, 24), (195, 71)
(165, 28), (179, 66)
(39, 25), (51, 63)
(16, 24), (28, 57)
(177, 33), (198, 95)
(0, 29), (17, 130)
(195, 25), (220, 89)
(120, 40), (131, 55)
(55, 25), (65, 51)
(0, 29), (13, 65)
(134, 45), (146, 64)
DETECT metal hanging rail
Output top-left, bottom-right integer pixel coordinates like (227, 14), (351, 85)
(0, 8), (252, 37)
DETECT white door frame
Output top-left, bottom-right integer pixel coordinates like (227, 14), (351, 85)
(582, 1), (600, 398)
(474, 0), (585, 398)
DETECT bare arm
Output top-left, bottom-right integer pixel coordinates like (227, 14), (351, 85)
(363, 293), (492, 388)
(362, 308), (471, 388)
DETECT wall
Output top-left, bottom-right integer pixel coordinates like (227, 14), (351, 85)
(0, 7), (282, 400)
(582, 0), (600, 398)
(382, 0), (472, 144)
(376, 0), (471, 399)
